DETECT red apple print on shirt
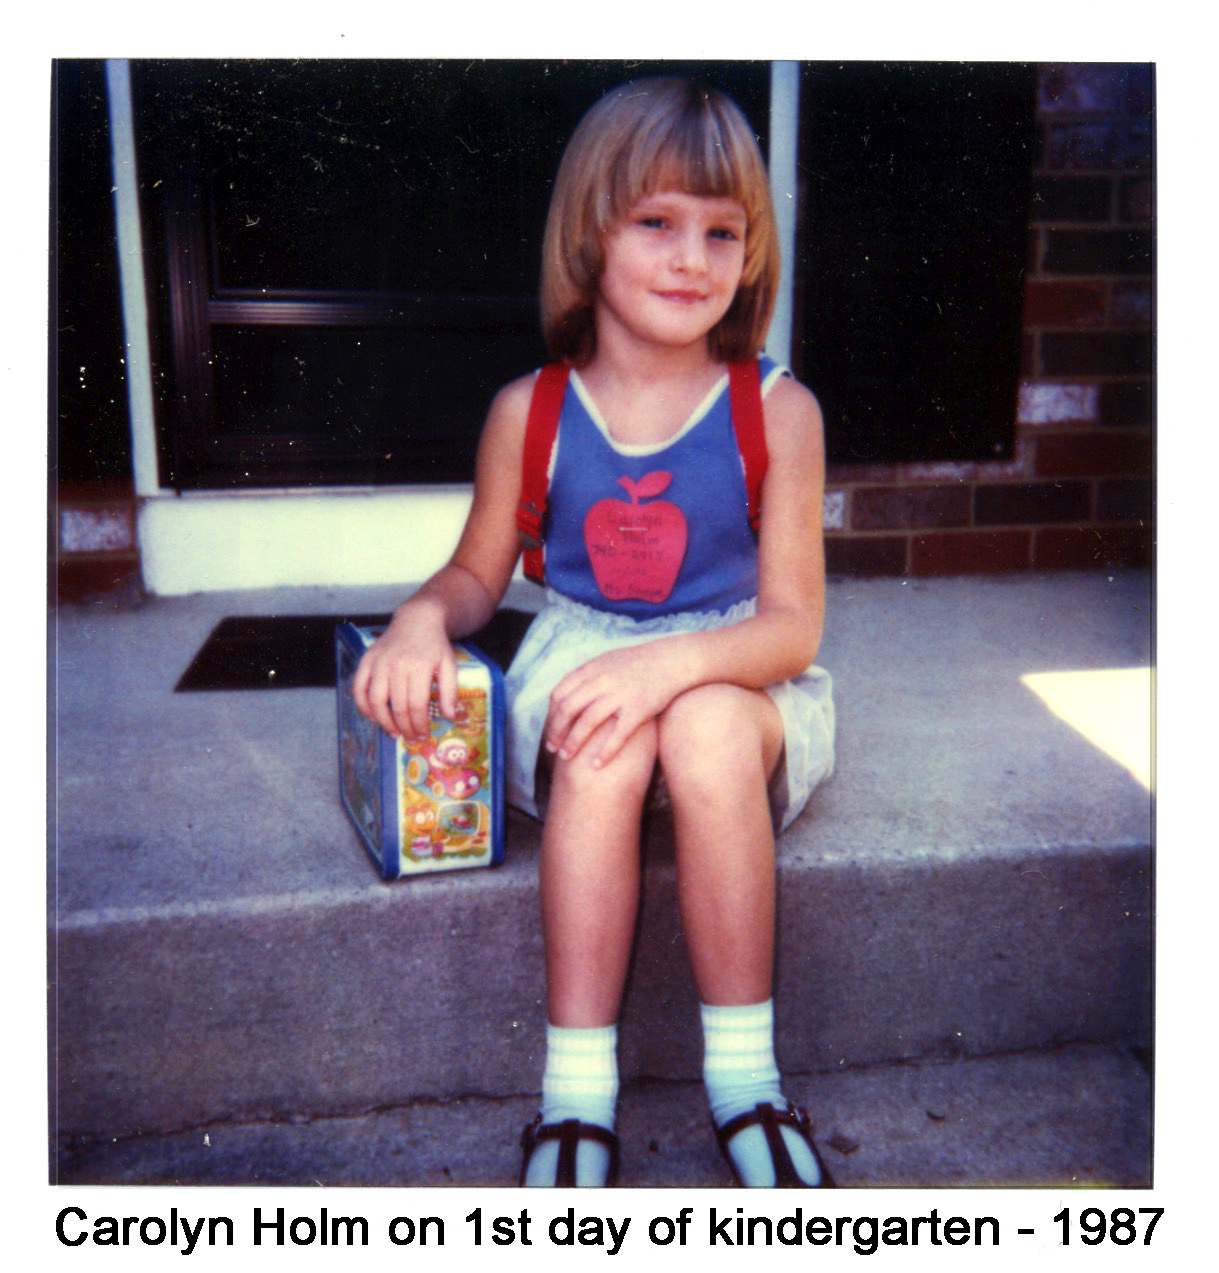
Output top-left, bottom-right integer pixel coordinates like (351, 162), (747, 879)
(584, 471), (688, 603)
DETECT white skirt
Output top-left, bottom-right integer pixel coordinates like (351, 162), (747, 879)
(504, 591), (835, 832)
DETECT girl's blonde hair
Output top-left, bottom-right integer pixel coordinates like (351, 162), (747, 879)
(541, 78), (780, 366)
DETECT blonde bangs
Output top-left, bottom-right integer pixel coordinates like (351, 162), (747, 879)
(542, 78), (780, 364)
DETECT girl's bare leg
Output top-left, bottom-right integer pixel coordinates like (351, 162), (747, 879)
(659, 684), (828, 1186)
(521, 717), (658, 1186)
(658, 683), (783, 1005)
(541, 716), (659, 1026)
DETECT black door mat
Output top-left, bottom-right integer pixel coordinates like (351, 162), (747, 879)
(174, 608), (536, 692)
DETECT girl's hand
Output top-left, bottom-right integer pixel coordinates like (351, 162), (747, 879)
(545, 640), (688, 769)
(349, 368), (536, 741)
(353, 601), (458, 741)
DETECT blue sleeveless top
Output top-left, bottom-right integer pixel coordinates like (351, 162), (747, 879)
(543, 355), (785, 619)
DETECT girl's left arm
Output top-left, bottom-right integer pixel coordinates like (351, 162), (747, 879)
(545, 376), (826, 765)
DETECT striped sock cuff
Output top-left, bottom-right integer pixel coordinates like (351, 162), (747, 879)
(700, 1000), (782, 1122)
(701, 1000), (779, 1077)
(541, 1024), (619, 1128)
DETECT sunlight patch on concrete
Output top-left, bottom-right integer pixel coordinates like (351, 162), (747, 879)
(1020, 667), (1152, 790)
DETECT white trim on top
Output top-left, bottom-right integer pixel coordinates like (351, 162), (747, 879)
(568, 369), (729, 457)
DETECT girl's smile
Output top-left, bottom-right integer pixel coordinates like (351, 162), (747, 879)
(595, 190), (747, 353)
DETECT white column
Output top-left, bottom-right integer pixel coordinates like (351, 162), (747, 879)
(766, 60), (801, 367)
(105, 58), (162, 498)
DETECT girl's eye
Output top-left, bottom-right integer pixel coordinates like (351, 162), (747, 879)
(638, 216), (667, 229)
(710, 226), (741, 242)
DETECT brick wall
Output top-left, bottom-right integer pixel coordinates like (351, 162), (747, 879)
(56, 480), (141, 603)
(824, 63), (1153, 577)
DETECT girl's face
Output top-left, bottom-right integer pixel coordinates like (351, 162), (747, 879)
(595, 189), (747, 356)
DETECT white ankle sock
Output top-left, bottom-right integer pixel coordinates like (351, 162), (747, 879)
(524, 1023), (618, 1187)
(701, 1000), (823, 1186)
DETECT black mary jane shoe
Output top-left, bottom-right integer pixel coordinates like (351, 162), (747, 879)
(715, 1100), (836, 1187)
(519, 1113), (620, 1186)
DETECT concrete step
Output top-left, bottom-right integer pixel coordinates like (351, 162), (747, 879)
(52, 574), (1152, 1161)
(56, 1043), (1150, 1188)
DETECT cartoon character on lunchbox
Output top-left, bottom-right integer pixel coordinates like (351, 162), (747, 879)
(407, 733), (485, 800)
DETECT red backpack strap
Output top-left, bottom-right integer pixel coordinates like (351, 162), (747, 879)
(728, 359), (769, 535)
(516, 362), (571, 585)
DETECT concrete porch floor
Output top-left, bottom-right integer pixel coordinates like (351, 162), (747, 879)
(50, 572), (1153, 1187)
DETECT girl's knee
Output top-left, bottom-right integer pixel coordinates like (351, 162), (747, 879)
(658, 684), (779, 797)
(549, 716), (658, 803)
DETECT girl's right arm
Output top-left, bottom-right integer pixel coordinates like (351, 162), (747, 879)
(352, 372), (535, 741)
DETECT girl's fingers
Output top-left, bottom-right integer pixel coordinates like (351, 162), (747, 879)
(556, 709), (598, 761)
(545, 680), (594, 755)
(548, 664), (649, 760)
(405, 672), (436, 741)
(551, 696), (641, 771)
(353, 662), (371, 717)
(355, 646), (400, 735)
(387, 670), (413, 739)
(354, 650), (386, 721)
(355, 631), (462, 742)
(586, 710), (638, 770)
(550, 653), (608, 706)
(370, 671), (400, 738)
(384, 666), (424, 740)
(551, 690), (621, 763)
(357, 647), (462, 742)
(436, 651), (459, 722)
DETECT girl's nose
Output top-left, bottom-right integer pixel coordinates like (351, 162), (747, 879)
(673, 228), (708, 273)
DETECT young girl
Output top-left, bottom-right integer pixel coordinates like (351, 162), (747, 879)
(354, 77), (835, 1188)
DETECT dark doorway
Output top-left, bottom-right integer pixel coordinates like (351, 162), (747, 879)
(795, 62), (1036, 464)
(132, 60), (769, 490)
